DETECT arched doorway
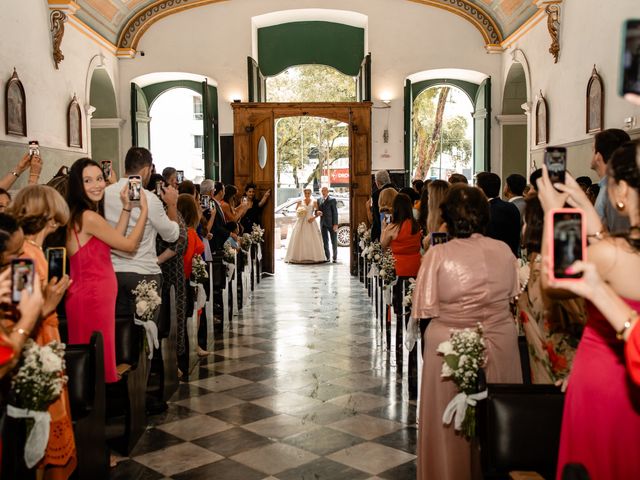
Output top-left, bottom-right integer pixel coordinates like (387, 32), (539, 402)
(89, 68), (120, 171)
(232, 102), (372, 275)
(498, 61), (529, 180)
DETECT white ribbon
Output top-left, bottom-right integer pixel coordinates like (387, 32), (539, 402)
(367, 264), (379, 278)
(405, 316), (420, 351)
(7, 405), (51, 468)
(257, 244), (263, 261)
(134, 317), (159, 360)
(224, 261), (235, 280)
(196, 284), (206, 310)
(382, 278), (397, 305)
(442, 390), (488, 431)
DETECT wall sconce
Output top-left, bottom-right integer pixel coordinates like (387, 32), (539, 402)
(233, 98), (241, 103)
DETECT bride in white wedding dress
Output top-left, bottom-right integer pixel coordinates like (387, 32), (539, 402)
(284, 188), (327, 264)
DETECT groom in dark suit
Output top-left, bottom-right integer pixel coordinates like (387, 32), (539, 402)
(318, 186), (339, 263)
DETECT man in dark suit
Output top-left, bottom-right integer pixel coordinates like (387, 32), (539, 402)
(318, 186), (339, 263)
(371, 170), (397, 241)
(476, 172), (521, 257)
(209, 181), (234, 251)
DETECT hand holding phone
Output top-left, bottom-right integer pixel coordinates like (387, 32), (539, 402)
(128, 175), (142, 202)
(11, 259), (35, 304)
(156, 180), (165, 197)
(544, 147), (567, 185)
(548, 208), (586, 281)
(176, 170), (184, 184)
(28, 141), (39, 158)
(46, 247), (66, 281)
(384, 213), (392, 224)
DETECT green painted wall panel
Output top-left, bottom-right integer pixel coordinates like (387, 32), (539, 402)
(91, 128), (120, 166)
(258, 21), (364, 76)
(501, 125), (527, 178)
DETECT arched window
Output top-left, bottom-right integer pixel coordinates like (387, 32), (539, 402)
(411, 85), (474, 181)
(266, 65), (356, 102)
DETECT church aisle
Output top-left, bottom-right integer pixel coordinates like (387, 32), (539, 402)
(111, 256), (417, 479)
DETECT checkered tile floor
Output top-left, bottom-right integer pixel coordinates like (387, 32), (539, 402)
(111, 251), (418, 479)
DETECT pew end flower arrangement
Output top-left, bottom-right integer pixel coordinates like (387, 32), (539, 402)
(438, 324), (487, 439)
(9, 339), (67, 467)
(250, 224), (265, 244)
(191, 254), (208, 284)
(240, 233), (253, 252)
(223, 242), (236, 263)
(132, 279), (161, 359)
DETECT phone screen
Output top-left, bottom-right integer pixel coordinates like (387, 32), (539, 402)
(553, 211), (584, 279)
(431, 232), (449, 246)
(201, 195), (210, 210)
(621, 19), (640, 96)
(176, 170), (184, 184)
(384, 213), (392, 224)
(128, 175), (142, 201)
(12, 258), (34, 304)
(28, 140), (39, 157)
(156, 180), (164, 197)
(46, 247), (66, 281)
(101, 161), (112, 180)
(544, 147), (567, 184)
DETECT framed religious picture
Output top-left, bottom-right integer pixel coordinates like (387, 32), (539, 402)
(586, 65), (604, 134)
(67, 95), (82, 148)
(5, 69), (27, 137)
(535, 91), (548, 146)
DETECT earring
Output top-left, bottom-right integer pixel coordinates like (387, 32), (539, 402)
(616, 201), (625, 211)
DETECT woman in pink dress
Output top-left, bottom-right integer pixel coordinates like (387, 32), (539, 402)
(537, 141), (640, 479)
(65, 158), (148, 383)
(412, 185), (522, 480)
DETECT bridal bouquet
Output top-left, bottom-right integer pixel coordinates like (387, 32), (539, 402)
(9, 339), (67, 467)
(192, 254), (208, 283)
(438, 324), (487, 439)
(379, 249), (397, 284)
(250, 224), (265, 243)
(296, 206), (307, 218)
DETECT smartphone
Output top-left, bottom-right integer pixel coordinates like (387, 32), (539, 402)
(620, 19), (640, 96)
(431, 232), (449, 246)
(548, 208), (586, 281)
(128, 175), (142, 202)
(28, 140), (39, 157)
(155, 180), (165, 197)
(544, 147), (567, 184)
(200, 195), (210, 210)
(384, 213), (392, 224)
(46, 247), (66, 281)
(11, 258), (34, 304)
(101, 160), (112, 180)
(242, 197), (248, 205)
(176, 170), (184, 184)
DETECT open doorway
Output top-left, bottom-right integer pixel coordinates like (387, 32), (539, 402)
(273, 116), (351, 263)
(149, 88), (205, 182)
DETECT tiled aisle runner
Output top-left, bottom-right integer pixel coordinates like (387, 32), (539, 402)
(111, 248), (418, 480)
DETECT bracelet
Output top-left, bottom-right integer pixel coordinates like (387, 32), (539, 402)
(10, 171), (19, 177)
(616, 310), (639, 340)
(588, 231), (604, 240)
(12, 327), (31, 338)
(123, 208), (132, 213)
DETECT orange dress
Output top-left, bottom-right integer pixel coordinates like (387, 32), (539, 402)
(390, 220), (422, 277)
(23, 242), (77, 479)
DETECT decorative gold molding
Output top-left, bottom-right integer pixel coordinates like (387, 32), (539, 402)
(50, 10), (67, 69)
(545, 3), (560, 63)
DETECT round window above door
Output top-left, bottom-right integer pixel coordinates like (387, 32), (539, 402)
(258, 136), (267, 169)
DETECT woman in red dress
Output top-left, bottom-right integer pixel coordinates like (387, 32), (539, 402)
(64, 158), (148, 383)
(381, 193), (422, 277)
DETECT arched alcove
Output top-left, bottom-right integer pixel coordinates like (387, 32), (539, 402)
(89, 67), (121, 171)
(498, 59), (529, 180)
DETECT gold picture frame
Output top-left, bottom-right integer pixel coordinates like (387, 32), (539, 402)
(586, 65), (604, 134)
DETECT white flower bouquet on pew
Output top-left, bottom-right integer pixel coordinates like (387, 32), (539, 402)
(240, 233), (253, 252)
(223, 242), (236, 263)
(357, 222), (368, 237)
(250, 224), (265, 243)
(366, 241), (383, 276)
(8, 339), (67, 467)
(132, 279), (161, 359)
(438, 324), (487, 439)
(379, 249), (396, 284)
(192, 254), (208, 284)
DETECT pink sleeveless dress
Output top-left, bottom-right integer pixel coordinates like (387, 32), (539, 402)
(556, 299), (640, 479)
(65, 231), (118, 383)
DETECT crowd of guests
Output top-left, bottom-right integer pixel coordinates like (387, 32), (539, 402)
(360, 125), (640, 479)
(0, 146), (268, 477)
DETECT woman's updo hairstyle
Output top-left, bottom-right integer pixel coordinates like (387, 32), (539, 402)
(440, 184), (490, 239)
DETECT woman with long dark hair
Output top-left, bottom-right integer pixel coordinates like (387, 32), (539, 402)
(381, 193), (422, 277)
(64, 158), (148, 384)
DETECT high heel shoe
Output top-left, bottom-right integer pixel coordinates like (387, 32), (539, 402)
(196, 346), (212, 357)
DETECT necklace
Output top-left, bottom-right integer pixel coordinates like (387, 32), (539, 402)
(26, 238), (43, 251)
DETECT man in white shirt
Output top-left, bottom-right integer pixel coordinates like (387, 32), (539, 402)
(104, 147), (179, 319)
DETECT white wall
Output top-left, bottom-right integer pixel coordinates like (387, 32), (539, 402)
(117, 0), (503, 174)
(0, 1), (119, 184)
(501, 0), (640, 181)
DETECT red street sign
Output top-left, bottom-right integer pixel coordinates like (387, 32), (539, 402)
(330, 168), (350, 185)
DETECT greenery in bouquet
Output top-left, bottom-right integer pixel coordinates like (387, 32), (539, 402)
(240, 233), (253, 251)
(438, 324), (487, 439)
(132, 279), (162, 322)
(11, 339), (67, 412)
(250, 224), (265, 244)
(378, 249), (397, 284)
(191, 254), (209, 283)
(223, 242), (236, 263)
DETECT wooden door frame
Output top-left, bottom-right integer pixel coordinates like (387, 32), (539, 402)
(232, 102), (372, 275)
